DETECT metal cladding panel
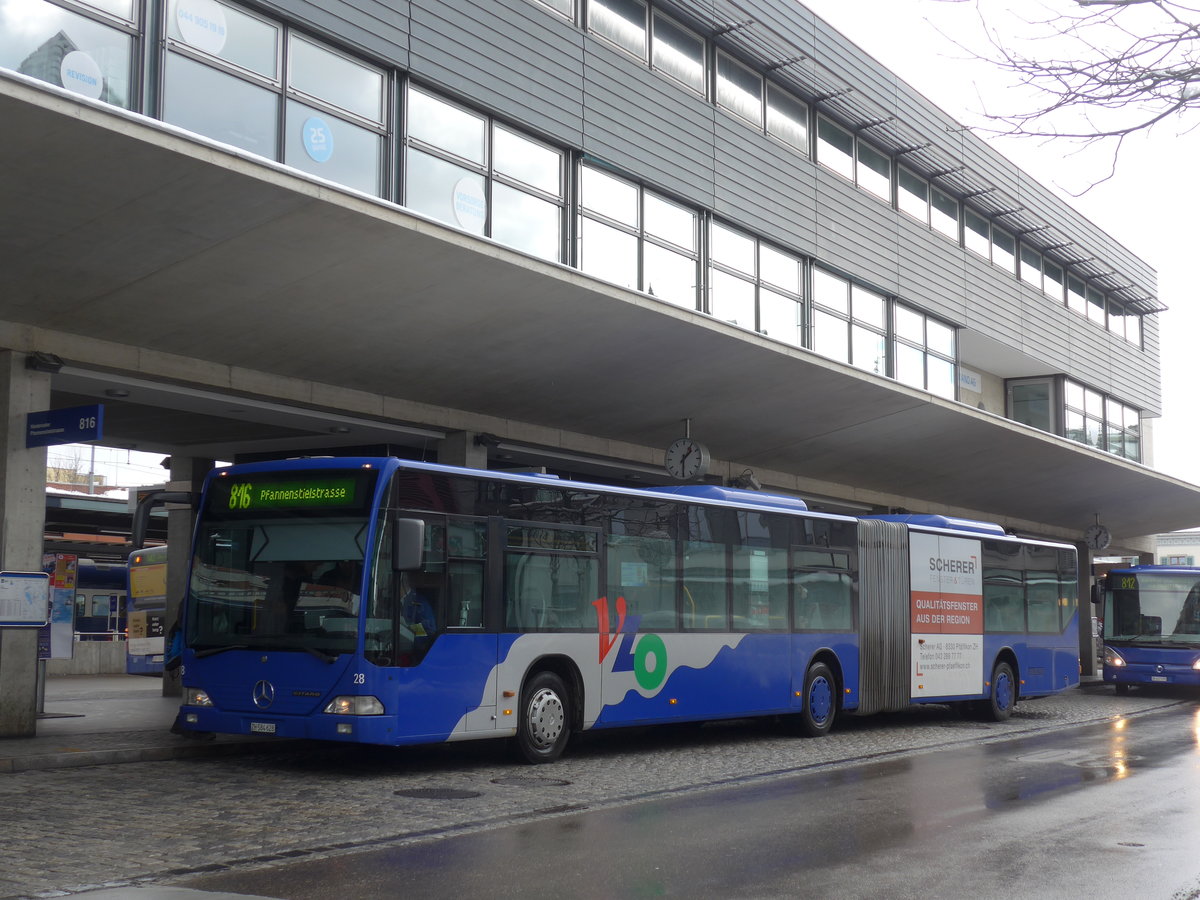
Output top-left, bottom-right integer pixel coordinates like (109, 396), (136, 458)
(712, 116), (818, 256)
(255, 0), (411, 67)
(410, 0), (585, 146)
(813, 168), (898, 284)
(856, 518), (911, 716)
(581, 44), (717, 207)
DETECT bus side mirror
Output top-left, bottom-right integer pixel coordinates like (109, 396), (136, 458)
(1090, 584), (1102, 606)
(393, 518), (425, 571)
(131, 490), (198, 550)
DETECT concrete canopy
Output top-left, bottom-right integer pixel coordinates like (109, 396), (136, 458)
(4, 73), (1200, 544)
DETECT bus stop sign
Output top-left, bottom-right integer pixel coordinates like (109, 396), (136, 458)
(26, 404), (103, 448)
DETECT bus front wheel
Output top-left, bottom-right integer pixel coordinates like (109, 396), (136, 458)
(799, 661), (836, 737)
(515, 671), (571, 764)
(982, 661), (1016, 722)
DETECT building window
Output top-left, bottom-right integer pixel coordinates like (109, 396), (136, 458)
(651, 11), (704, 94)
(992, 227), (1016, 274)
(1104, 396), (1141, 460)
(894, 304), (956, 398)
(897, 167), (929, 223)
(1043, 259), (1064, 302)
(1067, 276), (1088, 316)
(162, 0), (281, 156)
(811, 269), (885, 374)
(816, 117), (854, 180)
(1008, 378), (1056, 433)
(1085, 285), (1107, 326)
(964, 208), (990, 260)
(406, 87), (564, 261)
(284, 35), (385, 196)
(1162, 555), (1195, 566)
(588, 0), (647, 59)
(162, 2), (386, 196)
(533, 0), (574, 18)
(766, 85), (808, 153)
(4, 0), (137, 109)
(1064, 379), (1105, 450)
(856, 139), (890, 202)
(1020, 244), (1043, 290)
(930, 186), (959, 241)
(708, 222), (804, 343)
(1012, 377), (1140, 461)
(578, 163), (698, 307)
(716, 51), (763, 126)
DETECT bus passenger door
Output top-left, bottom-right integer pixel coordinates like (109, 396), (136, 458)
(450, 517), (499, 732)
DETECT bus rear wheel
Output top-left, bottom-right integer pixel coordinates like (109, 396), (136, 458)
(981, 661), (1016, 722)
(798, 661), (836, 737)
(515, 671), (570, 764)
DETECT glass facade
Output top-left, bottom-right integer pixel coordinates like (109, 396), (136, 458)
(1007, 376), (1141, 461)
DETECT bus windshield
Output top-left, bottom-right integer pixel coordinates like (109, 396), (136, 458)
(1106, 571), (1200, 645)
(186, 469), (378, 659)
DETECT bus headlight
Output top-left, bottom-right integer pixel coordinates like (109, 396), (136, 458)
(324, 696), (384, 716)
(1192, 659), (1200, 671)
(184, 687), (214, 707)
(1103, 648), (1126, 668)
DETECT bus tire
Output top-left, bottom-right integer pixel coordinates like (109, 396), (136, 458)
(799, 661), (836, 737)
(1115, 682), (1130, 696)
(982, 661), (1016, 722)
(515, 671), (570, 764)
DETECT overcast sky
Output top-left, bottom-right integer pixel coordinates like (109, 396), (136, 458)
(802, 0), (1200, 486)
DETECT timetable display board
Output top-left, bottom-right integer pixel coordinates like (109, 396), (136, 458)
(0, 571), (51, 626)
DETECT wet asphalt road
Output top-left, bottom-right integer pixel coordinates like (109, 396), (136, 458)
(175, 702), (1200, 900)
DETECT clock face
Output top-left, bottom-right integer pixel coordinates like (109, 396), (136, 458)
(665, 437), (710, 481)
(1085, 524), (1111, 551)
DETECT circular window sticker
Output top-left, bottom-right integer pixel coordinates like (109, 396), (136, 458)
(176, 0), (229, 55)
(59, 51), (104, 100)
(452, 177), (487, 233)
(301, 117), (334, 163)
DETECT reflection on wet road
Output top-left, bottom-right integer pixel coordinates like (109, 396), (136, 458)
(182, 703), (1200, 900)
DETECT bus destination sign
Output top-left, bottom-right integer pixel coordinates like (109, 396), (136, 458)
(217, 478), (361, 511)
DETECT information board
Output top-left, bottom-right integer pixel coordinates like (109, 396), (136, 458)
(0, 571), (51, 626)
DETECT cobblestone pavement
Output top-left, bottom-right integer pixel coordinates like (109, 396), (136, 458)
(1, 685), (1193, 900)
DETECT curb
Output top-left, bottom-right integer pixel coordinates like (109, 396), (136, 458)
(0, 736), (289, 774)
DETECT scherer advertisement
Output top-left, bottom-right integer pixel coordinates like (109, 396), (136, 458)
(909, 532), (984, 698)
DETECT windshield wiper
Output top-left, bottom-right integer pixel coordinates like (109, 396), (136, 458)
(194, 644), (249, 658)
(302, 646), (338, 664)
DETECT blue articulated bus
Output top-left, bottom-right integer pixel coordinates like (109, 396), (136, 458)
(1099, 565), (1200, 693)
(176, 457), (1080, 762)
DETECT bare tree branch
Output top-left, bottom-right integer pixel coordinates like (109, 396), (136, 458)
(933, 0), (1200, 183)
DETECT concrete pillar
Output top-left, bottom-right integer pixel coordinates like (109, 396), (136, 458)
(437, 431), (488, 469)
(163, 457), (212, 697)
(1079, 543), (1099, 677)
(0, 352), (50, 737)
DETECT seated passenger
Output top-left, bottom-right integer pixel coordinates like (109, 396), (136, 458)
(399, 574), (437, 638)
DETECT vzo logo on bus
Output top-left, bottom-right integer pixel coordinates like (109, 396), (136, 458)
(592, 596), (668, 691)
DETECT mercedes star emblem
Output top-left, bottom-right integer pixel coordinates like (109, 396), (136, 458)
(252, 679), (276, 709)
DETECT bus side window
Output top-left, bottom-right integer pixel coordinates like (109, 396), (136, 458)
(447, 520), (485, 628)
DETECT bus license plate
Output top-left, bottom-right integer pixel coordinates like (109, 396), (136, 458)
(250, 722), (276, 734)
(1151, 676), (1168, 683)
